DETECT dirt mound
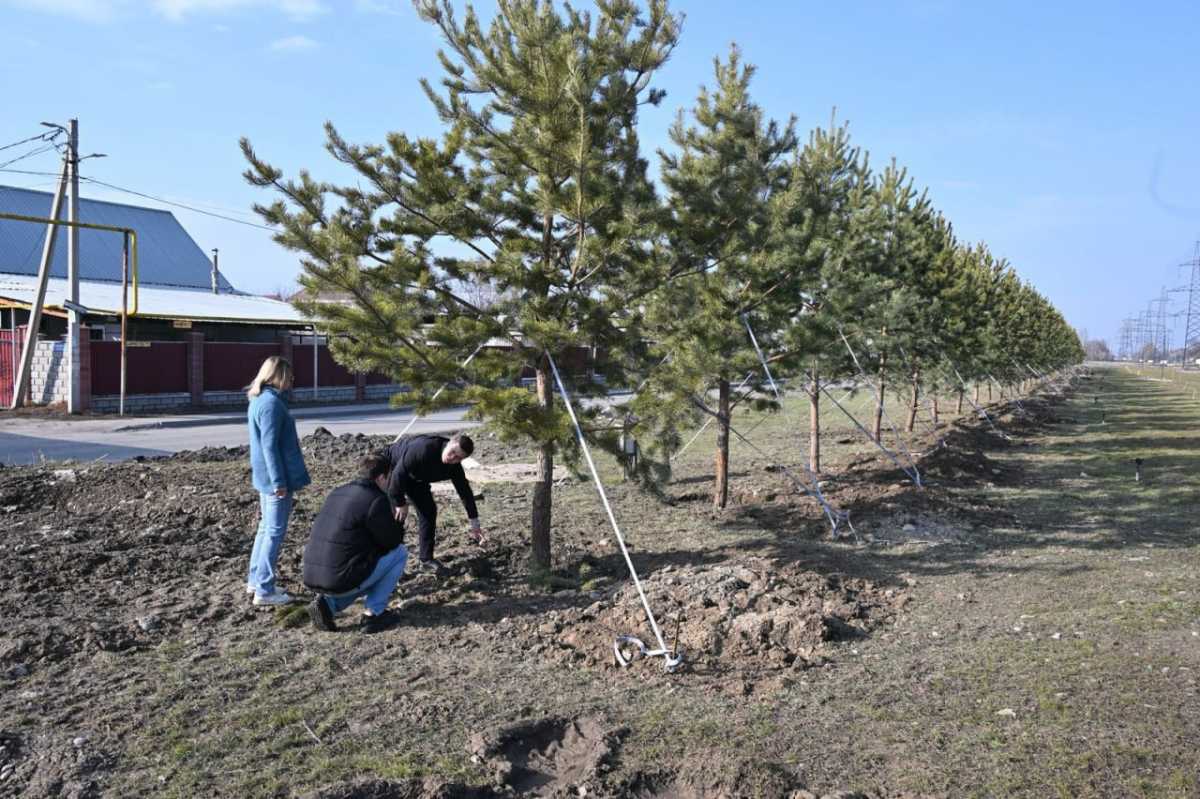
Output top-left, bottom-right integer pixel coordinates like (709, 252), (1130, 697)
(917, 443), (1010, 485)
(468, 715), (624, 795)
(521, 559), (903, 690)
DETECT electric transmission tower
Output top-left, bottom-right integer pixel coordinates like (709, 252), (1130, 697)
(1118, 318), (1135, 360)
(1178, 242), (1200, 368)
(1151, 288), (1171, 364)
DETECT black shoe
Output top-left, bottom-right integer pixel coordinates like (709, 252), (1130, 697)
(360, 609), (399, 635)
(308, 596), (337, 632)
(413, 558), (449, 577)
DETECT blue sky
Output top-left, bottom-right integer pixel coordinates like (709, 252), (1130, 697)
(2, 0), (1198, 347)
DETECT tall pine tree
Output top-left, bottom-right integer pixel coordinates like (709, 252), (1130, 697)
(242, 0), (680, 571)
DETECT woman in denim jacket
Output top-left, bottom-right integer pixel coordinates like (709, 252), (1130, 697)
(245, 356), (311, 606)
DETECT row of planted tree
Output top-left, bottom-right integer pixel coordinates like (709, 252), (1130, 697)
(241, 0), (1082, 570)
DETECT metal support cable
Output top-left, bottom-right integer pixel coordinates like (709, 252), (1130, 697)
(740, 317), (852, 533)
(393, 344), (485, 442)
(817, 383), (922, 486)
(722, 418), (849, 536)
(670, 371), (755, 462)
(944, 361), (1004, 437)
(836, 327), (923, 484)
(546, 352), (681, 671)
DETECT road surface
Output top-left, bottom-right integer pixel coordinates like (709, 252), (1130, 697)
(0, 403), (476, 466)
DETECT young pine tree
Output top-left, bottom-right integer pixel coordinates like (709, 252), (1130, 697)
(634, 45), (797, 509)
(241, 0), (680, 571)
(773, 118), (872, 473)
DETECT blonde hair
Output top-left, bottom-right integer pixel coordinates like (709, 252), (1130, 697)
(247, 356), (294, 399)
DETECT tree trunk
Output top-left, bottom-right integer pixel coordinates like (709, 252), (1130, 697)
(956, 387), (964, 414)
(933, 394), (940, 427)
(905, 373), (919, 433)
(974, 383), (980, 405)
(809, 360), (820, 474)
(987, 381), (992, 402)
(531, 361), (553, 571)
(714, 378), (730, 509)
(873, 351), (887, 443)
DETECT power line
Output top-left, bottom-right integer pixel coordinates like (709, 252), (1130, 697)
(0, 168), (61, 177)
(78, 176), (275, 231)
(0, 143), (61, 171)
(0, 167), (276, 232)
(0, 131), (58, 153)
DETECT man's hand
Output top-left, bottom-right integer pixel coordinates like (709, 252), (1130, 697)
(273, 488), (288, 498)
(393, 506), (409, 524)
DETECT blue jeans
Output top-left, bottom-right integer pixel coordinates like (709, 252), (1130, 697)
(324, 545), (409, 616)
(247, 491), (293, 597)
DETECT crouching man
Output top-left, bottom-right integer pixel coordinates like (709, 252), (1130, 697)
(302, 455), (408, 634)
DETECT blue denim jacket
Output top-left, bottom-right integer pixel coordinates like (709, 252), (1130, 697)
(248, 387), (311, 495)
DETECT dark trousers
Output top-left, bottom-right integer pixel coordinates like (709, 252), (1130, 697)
(403, 482), (439, 562)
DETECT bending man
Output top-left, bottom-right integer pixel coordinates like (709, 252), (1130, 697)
(383, 432), (483, 576)
(302, 455), (407, 634)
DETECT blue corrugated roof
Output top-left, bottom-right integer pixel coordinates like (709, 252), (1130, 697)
(0, 184), (237, 292)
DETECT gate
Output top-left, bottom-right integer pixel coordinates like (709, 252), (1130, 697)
(0, 330), (14, 407)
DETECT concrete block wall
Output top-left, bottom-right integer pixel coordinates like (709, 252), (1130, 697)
(364, 384), (402, 401)
(290, 386), (356, 403)
(28, 339), (68, 405)
(90, 392), (192, 414)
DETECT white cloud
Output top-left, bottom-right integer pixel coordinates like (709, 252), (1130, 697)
(2, 0), (124, 22)
(354, 0), (403, 14)
(269, 34), (318, 51)
(3, 0), (327, 22)
(146, 79), (174, 90)
(152, 0), (326, 22)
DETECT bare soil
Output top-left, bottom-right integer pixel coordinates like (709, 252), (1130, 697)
(1, 370), (1197, 797)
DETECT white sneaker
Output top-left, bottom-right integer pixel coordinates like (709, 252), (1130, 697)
(245, 584), (255, 595)
(253, 591), (294, 607)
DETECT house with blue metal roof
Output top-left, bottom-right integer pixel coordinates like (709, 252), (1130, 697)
(0, 184), (306, 334)
(0, 184), (238, 292)
(0, 184), (393, 413)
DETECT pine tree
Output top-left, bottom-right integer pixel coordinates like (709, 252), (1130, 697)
(241, 0), (681, 572)
(773, 118), (872, 473)
(633, 45), (796, 509)
(843, 160), (932, 443)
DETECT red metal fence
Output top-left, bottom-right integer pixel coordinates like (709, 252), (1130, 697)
(0, 331), (14, 407)
(204, 342), (281, 392)
(293, 342), (356, 387)
(91, 341), (189, 395)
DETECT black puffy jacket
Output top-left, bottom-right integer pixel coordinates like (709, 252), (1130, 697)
(302, 479), (404, 594)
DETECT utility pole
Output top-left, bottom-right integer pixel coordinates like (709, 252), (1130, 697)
(66, 119), (81, 413)
(12, 155), (69, 409)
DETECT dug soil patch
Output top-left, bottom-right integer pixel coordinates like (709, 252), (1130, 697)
(519, 558), (905, 694)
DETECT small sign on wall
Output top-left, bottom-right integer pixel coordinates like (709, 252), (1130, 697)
(172, 319), (193, 329)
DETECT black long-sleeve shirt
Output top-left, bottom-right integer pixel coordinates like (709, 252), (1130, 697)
(384, 435), (479, 519)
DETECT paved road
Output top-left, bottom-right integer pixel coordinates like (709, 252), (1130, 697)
(0, 403), (476, 466)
